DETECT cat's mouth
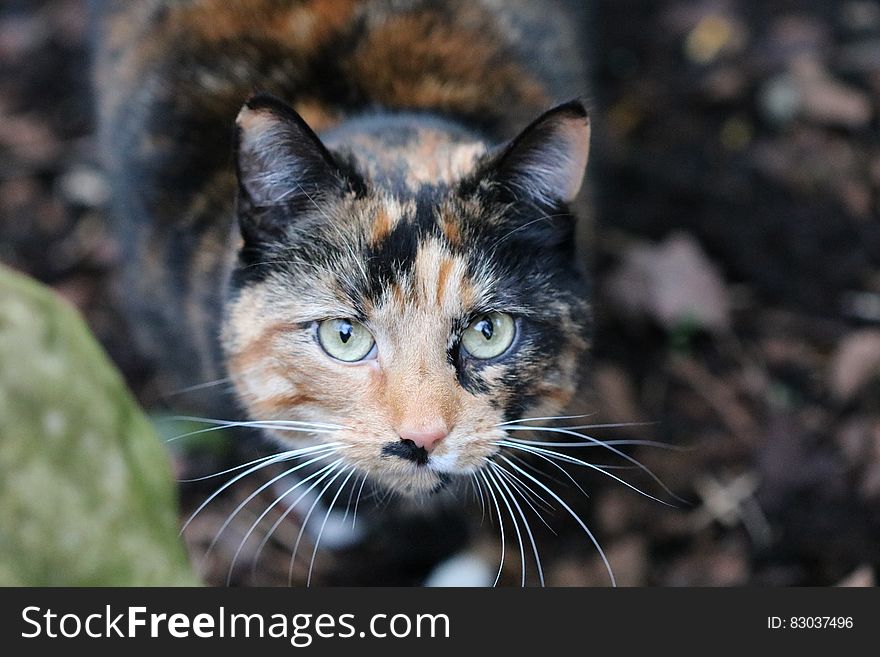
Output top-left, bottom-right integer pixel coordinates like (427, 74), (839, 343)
(372, 441), (464, 496)
(373, 466), (453, 497)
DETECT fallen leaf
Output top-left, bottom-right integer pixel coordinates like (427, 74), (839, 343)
(836, 565), (876, 587)
(607, 232), (731, 332)
(829, 329), (880, 400)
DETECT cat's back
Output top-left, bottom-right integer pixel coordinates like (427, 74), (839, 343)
(95, 0), (588, 145)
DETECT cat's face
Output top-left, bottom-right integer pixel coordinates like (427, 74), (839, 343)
(222, 95), (591, 496)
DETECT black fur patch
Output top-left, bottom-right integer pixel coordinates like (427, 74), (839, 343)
(381, 440), (430, 466)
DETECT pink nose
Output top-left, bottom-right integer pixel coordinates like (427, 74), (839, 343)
(398, 421), (449, 452)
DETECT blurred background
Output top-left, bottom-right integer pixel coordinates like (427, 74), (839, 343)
(1, 0), (879, 586)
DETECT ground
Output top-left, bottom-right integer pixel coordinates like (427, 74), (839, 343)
(1, 0), (878, 586)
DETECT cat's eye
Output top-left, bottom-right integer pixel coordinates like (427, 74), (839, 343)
(460, 312), (516, 360)
(317, 318), (376, 362)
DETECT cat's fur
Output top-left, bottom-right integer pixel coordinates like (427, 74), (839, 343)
(94, 0), (593, 572)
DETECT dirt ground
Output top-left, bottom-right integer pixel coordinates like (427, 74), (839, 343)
(1, 0), (878, 586)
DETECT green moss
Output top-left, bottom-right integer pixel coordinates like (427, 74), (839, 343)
(0, 265), (199, 585)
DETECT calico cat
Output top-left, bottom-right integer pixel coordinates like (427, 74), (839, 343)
(93, 0), (596, 583)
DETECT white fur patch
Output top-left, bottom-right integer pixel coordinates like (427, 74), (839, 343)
(428, 447), (461, 472)
(424, 552), (495, 587)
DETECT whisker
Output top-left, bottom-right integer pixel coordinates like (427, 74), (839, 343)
(199, 448), (340, 576)
(351, 472), (369, 530)
(164, 421), (341, 444)
(166, 376), (235, 396)
(506, 453), (573, 502)
(506, 422), (659, 432)
(495, 413), (596, 427)
(504, 435), (688, 451)
(486, 466), (526, 587)
(164, 362), (276, 398)
(226, 459), (342, 586)
(372, 484), (396, 511)
(489, 212), (572, 251)
(490, 462), (545, 586)
(179, 453), (285, 483)
(246, 459), (346, 582)
(502, 426), (685, 503)
(498, 455), (616, 587)
(307, 467), (357, 586)
(179, 443), (341, 482)
(497, 440), (674, 507)
(479, 468), (506, 587)
(180, 447), (329, 535)
(341, 471), (362, 525)
(470, 472), (487, 524)
(288, 464), (353, 585)
(491, 463), (556, 528)
(169, 415), (347, 430)
(499, 455), (556, 510)
(496, 441), (589, 498)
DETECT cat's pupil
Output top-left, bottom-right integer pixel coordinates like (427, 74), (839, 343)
(477, 318), (494, 341)
(339, 322), (353, 343)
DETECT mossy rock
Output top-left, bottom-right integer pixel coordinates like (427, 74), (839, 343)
(0, 265), (199, 585)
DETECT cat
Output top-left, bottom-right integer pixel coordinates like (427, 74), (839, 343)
(93, 0), (596, 584)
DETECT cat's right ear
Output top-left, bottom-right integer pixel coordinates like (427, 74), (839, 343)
(234, 94), (356, 241)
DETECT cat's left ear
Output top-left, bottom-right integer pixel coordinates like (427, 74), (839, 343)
(233, 93), (365, 241)
(480, 100), (591, 205)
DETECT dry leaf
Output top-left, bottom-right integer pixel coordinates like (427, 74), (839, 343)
(829, 329), (880, 400)
(607, 232), (731, 332)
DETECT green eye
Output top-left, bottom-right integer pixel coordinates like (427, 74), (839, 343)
(317, 319), (376, 362)
(460, 312), (516, 360)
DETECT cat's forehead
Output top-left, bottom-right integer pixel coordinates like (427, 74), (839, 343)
(322, 117), (488, 192)
(293, 194), (496, 327)
(355, 195), (497, 319)
(371, 236), (481, 323)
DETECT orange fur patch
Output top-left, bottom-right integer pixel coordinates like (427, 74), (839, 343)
(439, 207), (461, 245)
(370, 207), (394, 244)
(167, 0), (358, 49)
(436, 257), (454, 306)
(348, 10), (548, 115)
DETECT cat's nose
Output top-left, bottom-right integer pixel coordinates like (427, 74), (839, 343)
(398, 421), (449, 452)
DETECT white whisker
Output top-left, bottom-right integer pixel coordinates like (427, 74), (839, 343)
(288, 464), (353, 585)
(470, 472), (487, 524)
(497, 440), (674, 507)
(490, 462), (545, 586)
(479, 468), (506, 587)
(495, 413), (595, 427)
(170, 415), (346, 430)
(247, 459), (346, 581)
(179, 443), (342, 483)
(505, 421), (658, 432)
(166, 376), (235, 396)
(180, 446), (332, 535)
(341, 471), (362, 525)
(165, 420), (341, 444)
(351, 472), (369, 530)
(497, 441), (589, 498)
(499, 455), (616, 587)
(502, 426), (683, 502)
(234, 459), (342, 586)
(307, 467), (357, 586)
(507, 453), (570, 498)
(199, 448), (340, 576)
(486, 466), (526, 587)
(504, 435), (687, 451)
(179, 453), (285, 483)
(492, 463), (556, 532)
